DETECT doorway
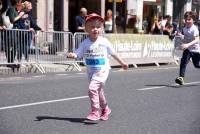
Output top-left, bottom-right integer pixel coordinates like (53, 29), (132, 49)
(54, 0), (63, 31)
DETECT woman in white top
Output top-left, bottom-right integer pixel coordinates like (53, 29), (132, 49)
(104, 9), (113, 33)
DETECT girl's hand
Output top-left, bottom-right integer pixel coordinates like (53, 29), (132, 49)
(67, 52), (77, 58)
(122, 63), (128, 70)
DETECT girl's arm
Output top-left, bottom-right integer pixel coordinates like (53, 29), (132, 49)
(111, 53), (128, 70)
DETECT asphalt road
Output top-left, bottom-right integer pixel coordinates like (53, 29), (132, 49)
(0, 64), (200, 134)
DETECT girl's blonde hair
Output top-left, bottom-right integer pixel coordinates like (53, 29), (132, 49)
(22, 1), (31, 10)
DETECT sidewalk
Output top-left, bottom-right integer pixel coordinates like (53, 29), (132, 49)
(0, 63), (86, 75)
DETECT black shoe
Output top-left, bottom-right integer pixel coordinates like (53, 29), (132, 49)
(7, 64), (15, 72)
(175, 77), (185, 85)
(16, 64), (20, 72)
(6, 64), (20, 73)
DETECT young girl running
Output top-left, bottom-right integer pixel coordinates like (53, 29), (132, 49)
(67, 13), (128, 121)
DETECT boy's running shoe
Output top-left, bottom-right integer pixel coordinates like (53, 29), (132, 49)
(100, 107), (111, 121)
(86, 110), (100, 121)
(175, 77), (185, 85)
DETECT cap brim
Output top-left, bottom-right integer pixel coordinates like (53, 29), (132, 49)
(86, 16), (104, 24)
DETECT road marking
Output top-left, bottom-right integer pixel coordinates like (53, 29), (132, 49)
(0, 77), (23, 81)
(76, 73), (85, 75)
(136, 81), (200, 91)
(136, 86), (166, 91)
(0, 96), (88, 111)
(32, 75), (46, 78)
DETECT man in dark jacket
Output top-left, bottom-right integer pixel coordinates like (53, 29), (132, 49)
(75, 7), (87, 32)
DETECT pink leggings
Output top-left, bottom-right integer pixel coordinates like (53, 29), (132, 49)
(88, 79), (107, 111)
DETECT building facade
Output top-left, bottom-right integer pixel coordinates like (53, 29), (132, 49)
(11, 0), (199, 33)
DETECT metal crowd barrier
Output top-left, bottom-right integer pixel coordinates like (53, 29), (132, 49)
(0, 29), (40, 74)
(74, 33), (177, 67)
(0, 30), (81, 75)
(74, 32), (88, 50)
(0, 30), (179, 75)
(35, 31), (81, 73)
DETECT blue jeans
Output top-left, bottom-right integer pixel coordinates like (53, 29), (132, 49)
(179, 49), (200, 77)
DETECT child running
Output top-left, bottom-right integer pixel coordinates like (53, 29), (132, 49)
(67, 13), (128, 121)
(175, 11), (200, 85)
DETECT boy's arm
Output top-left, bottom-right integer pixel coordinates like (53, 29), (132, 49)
(111, 53), (128, 70)
(181, 36), (199, 50)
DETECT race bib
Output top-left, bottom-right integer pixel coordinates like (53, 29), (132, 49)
(85, 58), (105, 66)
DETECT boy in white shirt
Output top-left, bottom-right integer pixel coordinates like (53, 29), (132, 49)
(175, 11), (200, 85)
(67, 13), (128, 121)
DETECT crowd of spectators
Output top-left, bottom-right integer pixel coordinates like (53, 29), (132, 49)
(149, 15), (177, 39)
(148, 14), (200, 40)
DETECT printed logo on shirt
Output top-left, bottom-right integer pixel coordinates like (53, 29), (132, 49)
(84, 44), (107, 71)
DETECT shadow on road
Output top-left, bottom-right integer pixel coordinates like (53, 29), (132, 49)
(35, 116), (98, 125)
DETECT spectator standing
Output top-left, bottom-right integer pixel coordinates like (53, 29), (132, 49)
(0, 0), (6, 52)
(175, 11), (200, 85)
(67, 13), (128, 121)
(16, 1), (42, 31)
(104, 9), (113, 33)
(0, 0), (6, 30)
(150, 17), (162, 35)
(15, 1), (28, 63)
(171, 19), (179, 39)
(7, 0), (24, 29)
(16, 1), (43, 63)
(0, 0), (4, 28)
(160, 15), (168, 34)
(75, 7), (87, 32)
(163, 15), (174, 39)
(23, 1), (43, 31)
(0, 0), (2, 29)
(142, 17), (149, 34)
(4, 0), (24, 71)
